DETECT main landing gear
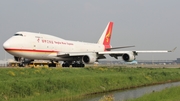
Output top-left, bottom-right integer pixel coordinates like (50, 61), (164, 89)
(71, 62), (85, 67)
(19, 63), (25, 67)
(48, 61), (57, 67)
(48, 61), (85, 67)
(62, 61), (70, 67)
(62, 61), (85, 67)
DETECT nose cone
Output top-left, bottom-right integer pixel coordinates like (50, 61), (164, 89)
(3, 41), (10, 50)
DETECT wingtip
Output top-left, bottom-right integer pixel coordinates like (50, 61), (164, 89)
(168, 47), (177, 52)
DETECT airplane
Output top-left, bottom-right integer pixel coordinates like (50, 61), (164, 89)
(3, 22), (176, 67)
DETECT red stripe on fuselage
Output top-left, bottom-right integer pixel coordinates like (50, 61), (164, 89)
(4, 48), (59, 53)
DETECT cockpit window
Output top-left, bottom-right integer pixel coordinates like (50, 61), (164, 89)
(14, 34), (23, 36)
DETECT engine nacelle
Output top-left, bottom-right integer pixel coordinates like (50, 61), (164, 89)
(122, 52), (135, 62)
(82, 54), (97, 64)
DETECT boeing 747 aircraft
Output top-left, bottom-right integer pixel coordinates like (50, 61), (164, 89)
(3, 22), (176, 67)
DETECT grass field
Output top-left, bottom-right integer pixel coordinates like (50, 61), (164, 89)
(0, 66), (180, 101)
(129, 85), (180, 101)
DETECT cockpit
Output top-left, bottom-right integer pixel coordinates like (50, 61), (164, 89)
(14, 34), (23, 36)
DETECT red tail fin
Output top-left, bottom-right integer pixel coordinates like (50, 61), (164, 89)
(103, 22), (113, 46)
(98, 22), (113, 50)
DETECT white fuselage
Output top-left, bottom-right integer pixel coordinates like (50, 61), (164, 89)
(3, 32), (105, 61)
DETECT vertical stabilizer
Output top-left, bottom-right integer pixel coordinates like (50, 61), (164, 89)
(98, 22), (113, 49)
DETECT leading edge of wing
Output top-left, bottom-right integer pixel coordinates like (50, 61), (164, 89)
(136, 47), (177, 53)
(98, 47), (176, 55)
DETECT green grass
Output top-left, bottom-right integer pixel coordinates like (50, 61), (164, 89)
(0, 67), (180, 101)
(129, 86), (180, 101)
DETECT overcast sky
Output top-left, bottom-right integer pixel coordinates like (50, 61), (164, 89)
(0, 0), (179, 61)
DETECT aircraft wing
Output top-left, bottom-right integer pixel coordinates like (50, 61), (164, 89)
(98, 47), (176, 59)
(57, 47), (176, 58)
(57, 47), (176, 62)
(57, 45), (136, 57)
(99, 47), (176, 55)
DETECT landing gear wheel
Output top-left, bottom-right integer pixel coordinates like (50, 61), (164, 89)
(19, 63), (25, 67)
(48, 63), (56, 67)
(72, 63), (85, 67)
(81, 64), (85, 67)
(62, 62), (70, 67)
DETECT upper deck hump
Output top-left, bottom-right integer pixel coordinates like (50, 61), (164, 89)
(16, 31), (64, 40)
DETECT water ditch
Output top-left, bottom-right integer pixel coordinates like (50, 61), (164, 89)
(74, 81), (180, 101)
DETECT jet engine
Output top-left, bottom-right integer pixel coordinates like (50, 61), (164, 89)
(122, 52), (135, 62)
(82, 54), (97, 64)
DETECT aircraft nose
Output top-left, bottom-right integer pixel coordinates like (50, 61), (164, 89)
(3, 41), (10, 49)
